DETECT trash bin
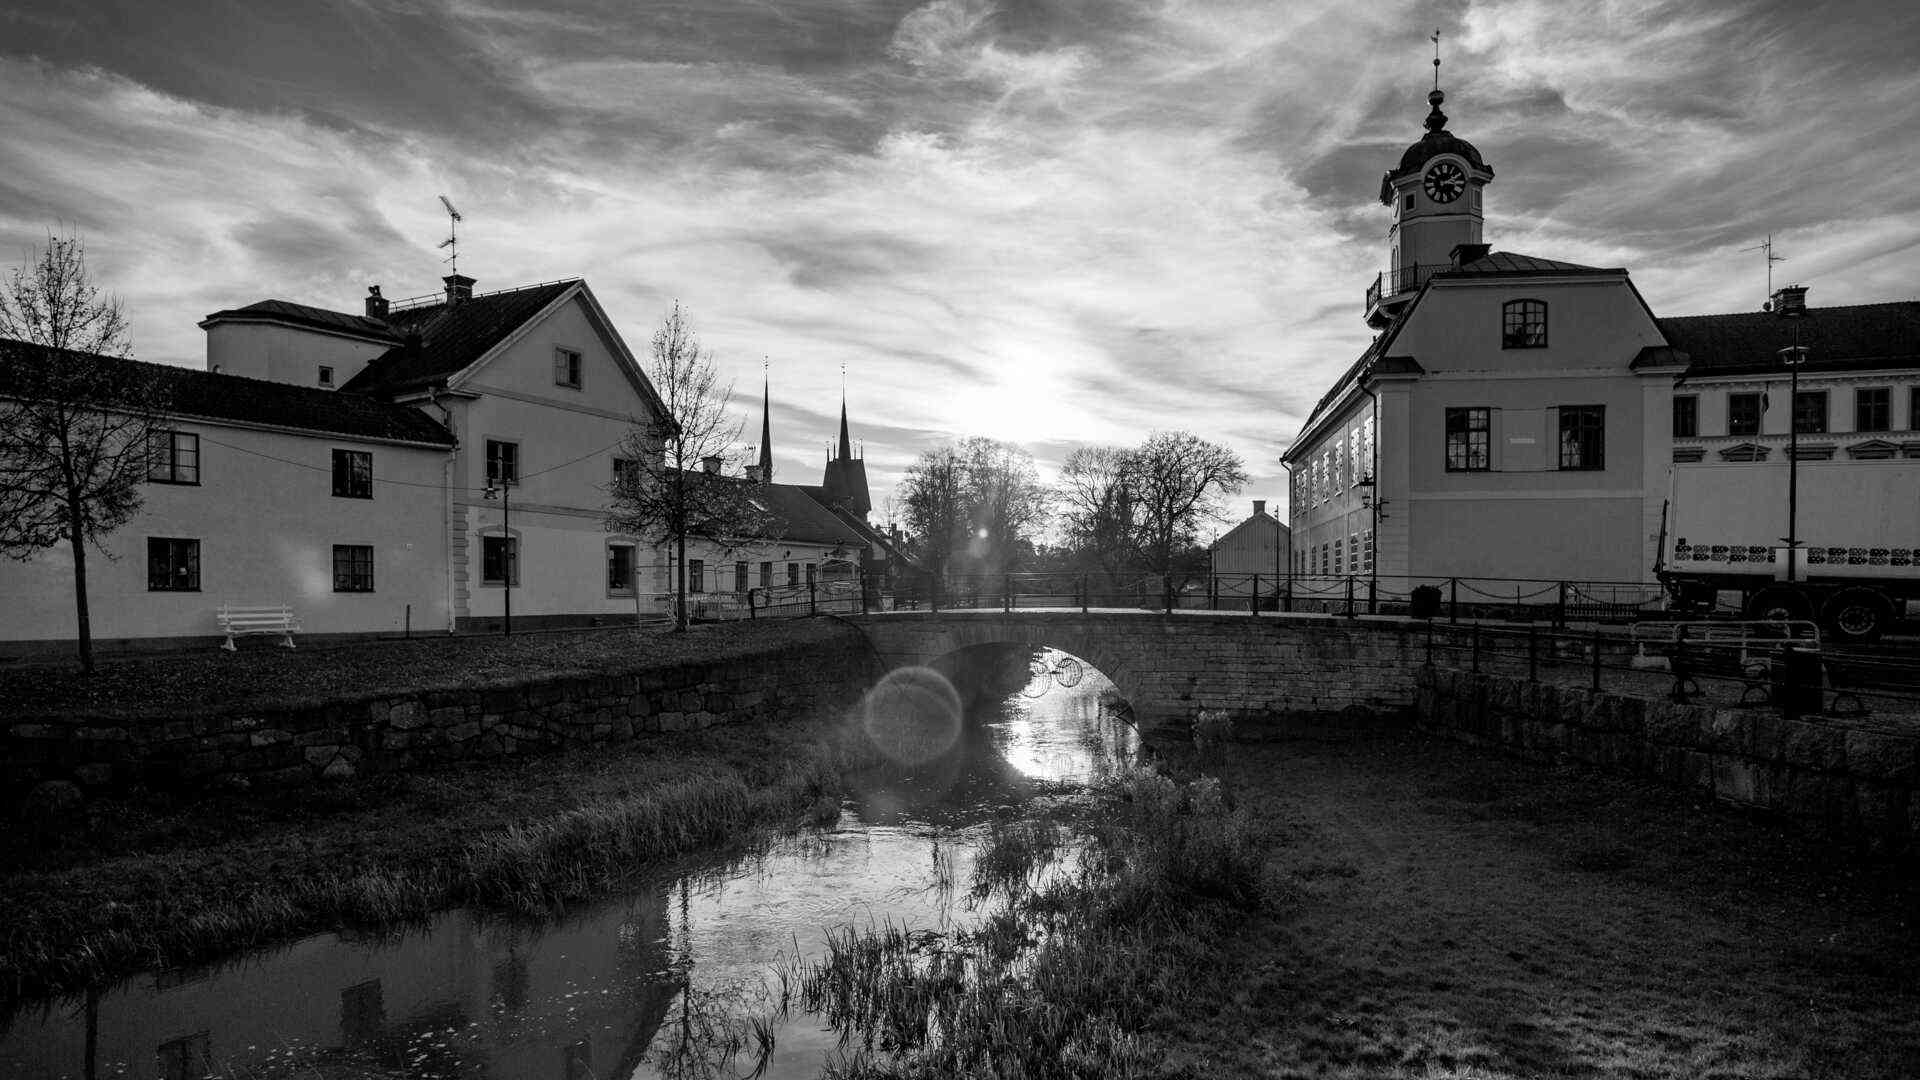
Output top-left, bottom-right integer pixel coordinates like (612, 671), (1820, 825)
(1409, 584), (1442, 620)
(1771, 645), (1823, 718)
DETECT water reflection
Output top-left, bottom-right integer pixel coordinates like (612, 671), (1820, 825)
(0, 663), (1135, 1080)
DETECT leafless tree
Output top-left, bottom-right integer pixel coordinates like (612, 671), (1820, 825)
(0, 232), (169, 672)
(1057, 445), (1142, 577)
(900, 436), (1048, 586)
(1130, 430), (1246, 600)
(606, 303), (769, 630)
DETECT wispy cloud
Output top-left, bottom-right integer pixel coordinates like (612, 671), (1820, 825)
(1, 0), (1915, 521)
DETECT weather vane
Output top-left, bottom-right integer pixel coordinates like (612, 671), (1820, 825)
(1431, 28), (1442, 92)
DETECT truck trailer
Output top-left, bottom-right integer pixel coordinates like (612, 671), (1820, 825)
(1659, 459), (1920, 642)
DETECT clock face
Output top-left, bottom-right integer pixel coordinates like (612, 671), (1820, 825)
(1423, 161), (1467, 203)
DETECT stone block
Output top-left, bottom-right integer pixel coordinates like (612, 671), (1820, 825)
(445, 721), (481, 743)
(249, 729), (290, 747)
(388, 702), (424, 730)
(320, 757), (356, 781)
(1845, 730), (1917, 783)
(427, 705), (465, 728)
(1711, 755), (1772, 807)
(1779, 718), (1846, 772)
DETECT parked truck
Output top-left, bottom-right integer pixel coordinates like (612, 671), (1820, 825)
(1658, 459), (1920, 642)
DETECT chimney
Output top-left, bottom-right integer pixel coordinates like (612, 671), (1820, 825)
(1450, 243), (1490, 269)
(443, 274), (475, 305)
(702, 454), (723, 474)
(1253, 499), (1267, 517)
(745, 463), (763, 483)
(365, 285), (389, 319)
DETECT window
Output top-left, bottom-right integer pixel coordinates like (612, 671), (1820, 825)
(611, 457), (639, 490)
(147, 537), (200, 591)
(607, 544), (635, 595)
(1362, 530), (1374, 573)
(1912, 387), (1920, 431)
(554, 347), (583, 389)
(759, 561), (773, 588)
(1445, 407), (1490, 471)
(1333, 538), (1343, 574)
(1728, 393), (1761, 436)
(787, 562), (799, 586)
(481, 535), (518, 585)
(805, 563), (817, 586)
(1501, 299), (1547, 348)
(1855, 387), (1891, 432)
(1792, 390), (1828, 434)
(331, 449), (372, 498)
(1558, 405), (1605, 470)
(1672, 395), (1697, 438)
(734, 561), (748, 593)
(332, 545), (374, 592)
(318, 365), (334, 387)
(147, 430), (200, 484)
(1348, 533), (1360, 574)
(688, 558), (705, 593)
(486, 440), (519, 486)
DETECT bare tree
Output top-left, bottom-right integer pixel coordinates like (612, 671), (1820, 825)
(900, 437), (1048, 587)
(606, 303), (769, 631)
(900, 443), (965, 588)
(1057, 445), (1142, 576)
(1130, 431), (1247, 602)
(0, 232), (168, 672)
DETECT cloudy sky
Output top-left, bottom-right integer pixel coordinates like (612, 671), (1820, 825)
(3, 0), (1917, 527)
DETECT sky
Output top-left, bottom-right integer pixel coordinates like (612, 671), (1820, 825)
(2, 0), (1917, 531)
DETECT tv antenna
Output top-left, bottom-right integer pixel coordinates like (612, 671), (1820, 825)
(1742, 234), (1784, 303)
(437, 195), (464, 276)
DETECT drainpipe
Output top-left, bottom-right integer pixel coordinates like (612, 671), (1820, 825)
(1358, 377), (1381, 609)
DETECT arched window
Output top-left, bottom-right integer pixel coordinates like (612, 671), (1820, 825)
(1501, 299), (1548, 348)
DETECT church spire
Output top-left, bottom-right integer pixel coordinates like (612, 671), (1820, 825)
(757, 368), (773, 483)
(837, 395), (853, 462)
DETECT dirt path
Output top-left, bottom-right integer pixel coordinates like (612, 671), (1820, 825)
(1169, 727), (1920, 1079)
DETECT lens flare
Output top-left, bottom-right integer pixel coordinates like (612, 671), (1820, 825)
(860, 666), (964, 766)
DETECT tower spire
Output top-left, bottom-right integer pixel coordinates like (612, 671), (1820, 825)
(757, 362), (772, 483)
(837, 364), (853, 462)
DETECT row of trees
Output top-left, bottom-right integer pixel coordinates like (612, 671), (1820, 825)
(896, 430), (1249, 586)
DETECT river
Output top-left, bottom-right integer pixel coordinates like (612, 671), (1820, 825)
(0, 652), (1137, 1080)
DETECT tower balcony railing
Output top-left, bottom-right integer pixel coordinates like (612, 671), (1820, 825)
(1365, 262), (1453, 317)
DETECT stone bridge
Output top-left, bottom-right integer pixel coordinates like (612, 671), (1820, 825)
(843, 610), (1429, 740)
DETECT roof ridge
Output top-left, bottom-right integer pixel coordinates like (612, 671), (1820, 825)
(1660, 299), (1920, 322)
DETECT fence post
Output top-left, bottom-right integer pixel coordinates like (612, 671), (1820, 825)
(809, 580), (817, 616)
(1471, 623), (1481, 673)
(1528, 624), (1539, 682)
(1003, 575), (1012, 613)
(1284, 574), (1294, 613)
(1163, 573), (1173, 615)
(1590, 627), (1603, 692)
(1251, 574), (1261, 617)
(1556, 581), (1568, 629)
(1368, 578), (1377, 616)
(1424, 618), (1434, 666)
(1345, 575), (1355, 618)
(1080, 573), (1088, 614)
(860, 574), (869, 616)
(748, 588), (757, 620)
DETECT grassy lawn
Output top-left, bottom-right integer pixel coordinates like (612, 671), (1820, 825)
(1, 618), (852, 718)
(1147, 726), (1920, 1079)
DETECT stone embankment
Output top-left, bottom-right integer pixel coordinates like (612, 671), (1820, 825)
(1418, 666), (1918, 857)
(8, 624), (880, 794)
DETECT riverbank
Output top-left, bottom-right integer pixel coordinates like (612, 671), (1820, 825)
(0, 701), (880, 1003)
(1149, 725), (1920, 1078)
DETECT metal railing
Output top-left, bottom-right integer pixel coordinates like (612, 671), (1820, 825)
(1365, 262), (1452, 314)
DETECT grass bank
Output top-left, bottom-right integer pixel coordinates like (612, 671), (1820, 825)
(0, 704), (880, 1003)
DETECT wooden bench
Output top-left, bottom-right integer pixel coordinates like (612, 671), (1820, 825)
(217, 603), (300, 650)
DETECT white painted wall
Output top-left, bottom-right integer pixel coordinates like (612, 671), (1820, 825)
(205, 321), (391, 388)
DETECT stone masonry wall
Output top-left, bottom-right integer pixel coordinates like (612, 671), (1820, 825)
(7, 627), (882, 794)
(1417, 666), (1918, 858)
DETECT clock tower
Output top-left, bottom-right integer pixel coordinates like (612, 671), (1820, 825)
(1366, 47), (1493, 329)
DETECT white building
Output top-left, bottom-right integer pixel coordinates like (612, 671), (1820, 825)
(1209, 500), (1289, 600)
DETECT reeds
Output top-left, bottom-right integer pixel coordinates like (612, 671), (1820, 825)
(796, 763), (1268, 1078)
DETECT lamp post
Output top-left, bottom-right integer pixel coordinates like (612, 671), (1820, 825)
(483, 479), (512, 635)
(1771, 284), (1809, 584)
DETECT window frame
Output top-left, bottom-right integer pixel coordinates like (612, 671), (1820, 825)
(318, 364), (334, 387)
(1501, 299), (1548, 349)
(1727, 392), (1762, 436)
(480, 534), (519, 586)
(485, 439), (520, 486)
(786, 562), (800, 587)
(607, 543), (636, 597)
(147, 536), (201, 591)
(1911, 387), (1920, 432)
(759, 561), (773, 589)
(1672, 394), (1698, 438)
(611, 456), (639, 490)
(332, 544), (374, 593)
(1854, 387), (1891, 432)
(1792, 389), (1828, 435)
(331, 448), (373, 499)
(553, 346), (583, 389)
(1444, 407), (1491, 472)
(147, 430), (201, 485)
(733, 561), (748, 593)
(688, 558), (706, 594)
(1557, 405), (1606, 471)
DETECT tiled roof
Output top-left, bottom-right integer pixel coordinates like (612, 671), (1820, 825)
(200, 299), (401, 341)
(1660, 301), (1920, 377)
(342, 281), (578, 395)
(0, 340), (456, 446)
(1443, 251), (1616, 276)
(756, 482), (868, 546)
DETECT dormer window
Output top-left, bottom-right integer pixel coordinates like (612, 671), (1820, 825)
(1501, 299), (1547, 349)
(318, 365), (334, 387)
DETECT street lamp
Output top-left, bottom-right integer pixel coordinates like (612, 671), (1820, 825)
(1770, 284), (1809, 584)
(483, 479), (512, 635)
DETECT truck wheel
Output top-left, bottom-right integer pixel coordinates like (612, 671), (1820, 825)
(1822, 588), (1892, 644)
(1746, 587), (1811, 625)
